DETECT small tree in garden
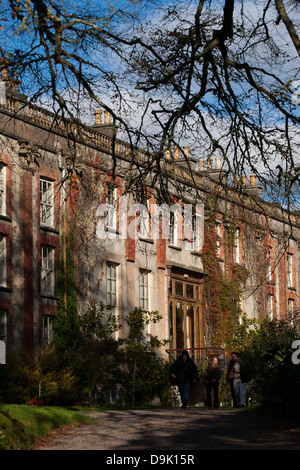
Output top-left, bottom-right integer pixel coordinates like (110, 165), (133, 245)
(120, 307), (170, 407)
(30, 345), (78, 405)
(77, 302), (122, 405)
(243, 316), (300, 416)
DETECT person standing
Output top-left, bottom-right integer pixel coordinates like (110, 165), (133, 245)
(239, 352), (253, 407)
(225, 352), (239, 408)
(232, 353), (241, 407)
(170, 350), (198, 409)
(205, 357), (223, 408)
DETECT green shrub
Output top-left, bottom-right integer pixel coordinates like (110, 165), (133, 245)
(120, 307), (170, 407)
(30, 368), (78, 406)
(0, 353), (32, 404)
(235, 317), (300, 418)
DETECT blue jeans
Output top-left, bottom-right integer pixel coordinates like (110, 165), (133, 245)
(178, 381), (190, 408)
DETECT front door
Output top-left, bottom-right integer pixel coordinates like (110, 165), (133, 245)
(169, 274), (204, 354)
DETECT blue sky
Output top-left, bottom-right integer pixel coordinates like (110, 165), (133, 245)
(0, 0), (299, 207)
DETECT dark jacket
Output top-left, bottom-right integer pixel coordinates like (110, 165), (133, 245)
(204, 364), (223, 384)
(240, 355), (254, 383)
(170, 350), (198, 384)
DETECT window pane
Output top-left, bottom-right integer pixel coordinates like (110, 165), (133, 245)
(233, 228), (240, 263)
(40, 179), (54, 226)
(42, 316), (53, 346)
(186, 305), (194, 349)
(139, 270), (149, 310)
(186, 284), (194, 298)
(175, 282), (183, 297)
(41, 246), (54, 293)
(139, 203), (149, 239)
(287, 254), (293, 287)
(107, 263), (117, 306)
(176, 302), (184, 350)
(106, 187), (117, 229)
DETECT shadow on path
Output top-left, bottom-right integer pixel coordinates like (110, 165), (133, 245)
(35, 408), (300, 451)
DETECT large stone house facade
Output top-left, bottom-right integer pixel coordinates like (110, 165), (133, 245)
(0, 78), (299, 363)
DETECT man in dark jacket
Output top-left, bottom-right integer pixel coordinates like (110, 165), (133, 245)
(170, 350), (198, 408)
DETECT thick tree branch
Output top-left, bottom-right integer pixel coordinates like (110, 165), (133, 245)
(274, 0), (300, 57)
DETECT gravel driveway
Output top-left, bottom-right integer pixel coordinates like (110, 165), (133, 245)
(34, 408), (300, 451)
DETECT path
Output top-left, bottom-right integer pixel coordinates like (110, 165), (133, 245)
(34, 408), (300, 451)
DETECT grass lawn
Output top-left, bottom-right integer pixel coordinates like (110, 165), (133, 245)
(0, 404), (93, 450)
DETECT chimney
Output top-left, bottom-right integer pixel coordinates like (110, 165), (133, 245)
(174, 146), (180, 159)
(95, 109), (102, 125)
(242, 175), (247, 185)
(174, 145), (197, 170)
(91, 108), (118, 137)
(198, 159), (204, 171)
(165, 149), (171, 159)
(0, 70), (26, 105)
(246, 174), (262, 198)
(104, 110), (111, 124)
(204, 157), (227, 184)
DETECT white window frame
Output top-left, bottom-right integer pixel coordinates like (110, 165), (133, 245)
(288, 298), (294, 325)
(139, 200), (150, 240)
(233, 227), (240, 264)
(139, 269), (149, 310)
(287, 253), (293, 288)
(41, 245), (55, 294)
(0, 164), (6, 217)
(107, 262), (120, 339)
(190, 205), (202, 251)
(106, 186), (118, 230)
(107, 262), (118, 307)
(169, 210), (178, 246)
(215, 221), (221, 257)
(0, 234), (7, 287)
(42, 315), (53, 347)
(268, 295), (274, 320)
(40, 178), (54, 227)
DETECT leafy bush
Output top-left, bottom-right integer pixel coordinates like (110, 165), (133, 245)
(119, 307), (171, 407)
(75, 302), (122, 405)
(234, 317), (300, 418)
(30, 368), (78, 406)
(0, 353), (32, 404)
(0, 305), (172, 408)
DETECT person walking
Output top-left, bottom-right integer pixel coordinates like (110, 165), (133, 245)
(170, 350), (198, 409)
(204, 356), (223, 408)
